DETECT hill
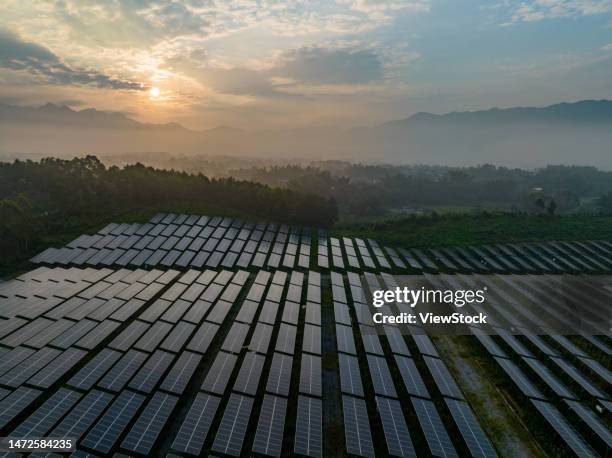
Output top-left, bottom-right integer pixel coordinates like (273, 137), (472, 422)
(1, 100), (611, 168)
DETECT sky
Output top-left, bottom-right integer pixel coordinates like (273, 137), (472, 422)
(0, 0), (611, 130)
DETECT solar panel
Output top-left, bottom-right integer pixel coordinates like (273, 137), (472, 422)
(50, 319), (98, 349)
(497, 331), (534, 358)
(299, 354), (322, 397)
(0, 318), (28, 340)
(366, 354), (397, 398)
(445, 398), (497, 458)
(275, 323), (297, 354)
(211, 393), (253, 456)
(423, 356), (464, 400)
(338, 353), (364, 397)
(342, 395), (375, 457)
(582, 335), (612, 356)
(50, 390), (114, 440)
(578, 356), (612, 384)
(109, 320), (150, 351)
(305, 303), (321, 325)
(286, 283), (302, 303)
(129, 350), (175, 393)
(121, 392), (178, 455)
(134, 321), (173, 352)
(531, 399), (597, 458)
(0, 386), (42, 429)
(75, 319), (120, 349)
(171, 392), (221, 455)
(522, 357), (575, 399)
(25, 319), (74, 348)
(494, 357), (545, 399)
(235, 300), (259, 324)
(0, 346), (35, 376)
(360, 326), (384, 355)
(222, 322), (250, 353)
(333, 302), (351, 325)
(252, 396), (288, 458)
(2, 317), (55, 347)
(233, 352), (265, 395)
(28, 347), (87, 389)
(471, 328), (508, 358)
(550, 357), (604, 398)
(335, 324), (356, 355)
(0, 346), (61, 388)
(81, 390), (145, 454)
(160, 350), (202, 395)
(258, 301), (278, 325)
(248, 322), (273, 354)
(201, 351), (238, 395)
(281, 301), (300, 325)
(68, 348), (122, 390)
(266, 353), (293, 397)
(10, 388), (81, 437)
(160, 321), (196, 353)
(160, 299), (192, 323)
(98, 349), (148, 392)
(412, 397), (458, 458)
(411, 334), (439, 357)
(294, 395), (322, 457)
(382, 326), (410, 356)
(565, 399), (612, 449)
(376, 396), (416, 457)
(186, 321), (219, 354)
(302, 324), (321, 355)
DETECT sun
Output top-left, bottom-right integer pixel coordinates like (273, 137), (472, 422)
(149, 87), (160, 98)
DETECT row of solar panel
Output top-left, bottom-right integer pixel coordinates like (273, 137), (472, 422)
(386, 240), (612, 274)
(329, 270), (499, 457)
(0, 266), (302, 456)
(1, 264), (609, 457)
(442, 272), (611, 456)
(31, 213), (313, 271)
(28, 211), (612, 277)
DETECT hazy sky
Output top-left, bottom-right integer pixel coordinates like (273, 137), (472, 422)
(1, 0), (611, 129)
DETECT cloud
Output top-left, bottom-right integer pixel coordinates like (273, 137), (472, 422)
(0, 28), (144, 90)
(199, 67), (276, 96)
(163, 43), (387, 96)
(275, 46), (384, 85)
(510, 0), (612, 22)
(603, 43), (612, 50)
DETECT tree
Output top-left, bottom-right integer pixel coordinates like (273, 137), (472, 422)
(597, 192), (612, 212)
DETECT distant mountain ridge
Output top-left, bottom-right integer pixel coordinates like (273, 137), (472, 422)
(2, 98), (611, 132)
(1, 99), (611, 168)
(0, 102), (190, 131)
(382, 100), (612, 129)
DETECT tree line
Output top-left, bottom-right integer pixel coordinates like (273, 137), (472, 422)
(0, 156), (338, 268)
(232, 163), (612, 216)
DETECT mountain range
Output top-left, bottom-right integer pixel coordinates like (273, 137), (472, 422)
(1, 100), (611, 168)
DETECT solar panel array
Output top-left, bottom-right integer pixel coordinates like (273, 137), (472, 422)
(30, 212), (612, 275)
(2, 212), (610, 457)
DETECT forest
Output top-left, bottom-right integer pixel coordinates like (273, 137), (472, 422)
(0, 156), (337, 270)
(4, 154), (612, 274)
(233, 163), (612, 216)
(87, 153), (612, 216)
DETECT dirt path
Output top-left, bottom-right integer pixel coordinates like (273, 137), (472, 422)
(435, 335), (547, 458)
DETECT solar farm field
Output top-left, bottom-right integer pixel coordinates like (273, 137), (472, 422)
(0, 212), (610, 457)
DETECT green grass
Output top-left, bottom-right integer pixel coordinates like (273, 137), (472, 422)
(332, 212), (612, 248)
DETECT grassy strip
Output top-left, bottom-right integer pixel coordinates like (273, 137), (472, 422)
(434, 335), (546, 458)
(332, 213), (612, 248)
